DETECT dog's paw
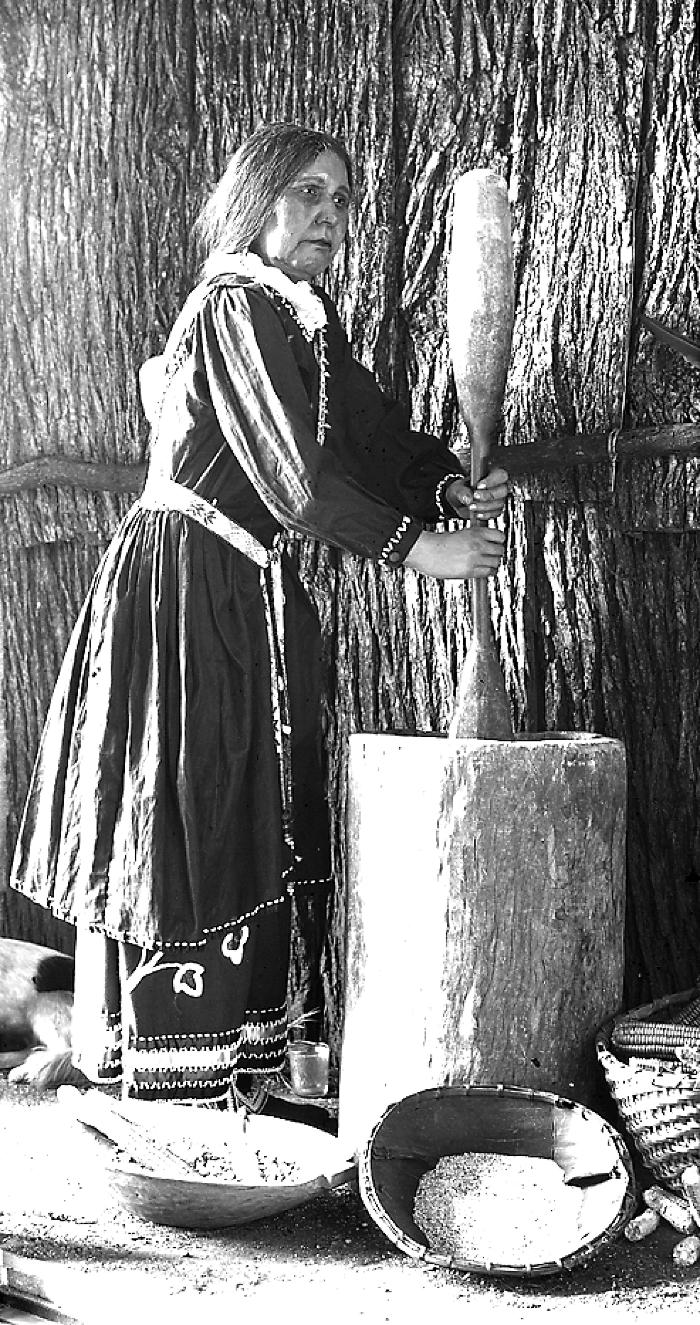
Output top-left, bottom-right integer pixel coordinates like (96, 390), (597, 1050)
(8, 1048), (89, 1092)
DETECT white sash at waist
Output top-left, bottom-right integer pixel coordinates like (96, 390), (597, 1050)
(138, 475), (272, 569)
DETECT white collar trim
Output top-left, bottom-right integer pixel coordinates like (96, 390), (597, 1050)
(202, 250), (327, 341)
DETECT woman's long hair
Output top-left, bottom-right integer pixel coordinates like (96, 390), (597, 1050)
(195, 122), (353, 264)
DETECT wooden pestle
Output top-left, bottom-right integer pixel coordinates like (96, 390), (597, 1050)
(446, 170), (514, 741)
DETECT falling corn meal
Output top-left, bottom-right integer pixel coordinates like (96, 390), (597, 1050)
(413, 1152), (585, 1265)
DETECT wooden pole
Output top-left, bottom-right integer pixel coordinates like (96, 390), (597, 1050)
(447, 170), (514, 740)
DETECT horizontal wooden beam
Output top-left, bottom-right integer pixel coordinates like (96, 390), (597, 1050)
(490, 421), (700, 478)
(0, 457), (146, 496)
(0, 422), (698, 497)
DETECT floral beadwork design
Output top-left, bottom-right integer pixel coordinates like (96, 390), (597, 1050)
(173, 963), (205, 997)
(190, 497), (218, 528)
(222, 926), (250, 966)
(126, 949), (206, 999)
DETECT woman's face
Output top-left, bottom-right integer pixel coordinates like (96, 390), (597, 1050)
(255, 149), (351, 281)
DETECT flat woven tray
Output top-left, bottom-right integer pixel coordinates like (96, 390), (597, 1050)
(597, 988), (700, 1191)
(359, 1084), (635, 1278)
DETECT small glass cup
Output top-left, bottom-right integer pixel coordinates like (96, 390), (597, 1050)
(287, 1040), (330, 1098)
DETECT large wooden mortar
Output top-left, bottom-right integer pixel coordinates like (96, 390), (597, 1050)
(338, 731), (626, 1157)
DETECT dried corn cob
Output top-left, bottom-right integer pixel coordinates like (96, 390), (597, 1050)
(612, 1020), (700, 1060)
(681, 1165), (700, 1226)
(673, 1235), (700, 1268)
(644, 1185), (696, 1234)
(624, 1209), (661, 1241)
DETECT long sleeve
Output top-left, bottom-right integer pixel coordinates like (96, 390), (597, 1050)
(198, 286), (422, 565)
(321, 297), (466, 523)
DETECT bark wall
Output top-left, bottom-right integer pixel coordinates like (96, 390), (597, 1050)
(1, 1), (699, 1051)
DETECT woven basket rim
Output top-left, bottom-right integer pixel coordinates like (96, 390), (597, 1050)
(358, 1083), (635, 1278)
(609, 986), (700, 1028)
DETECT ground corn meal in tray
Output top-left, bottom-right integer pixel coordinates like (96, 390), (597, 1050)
(164, 1142), (303, 1182)
(414, 1152), (586, 1263)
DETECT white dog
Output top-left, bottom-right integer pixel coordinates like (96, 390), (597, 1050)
(0, 937), (87, 1090)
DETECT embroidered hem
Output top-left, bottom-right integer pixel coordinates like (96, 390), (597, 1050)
(72, 914), (294, 1102)
(75, 1013), (287, 1101)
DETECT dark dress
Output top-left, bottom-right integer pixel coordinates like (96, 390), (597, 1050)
(9, 263), (463, 1101)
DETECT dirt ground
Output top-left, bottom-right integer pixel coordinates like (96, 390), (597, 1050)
(2, 1079), (700, 1324)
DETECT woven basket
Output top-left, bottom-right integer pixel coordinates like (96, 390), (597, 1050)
(597, 988), (700, 1192)
(359, 1084), (635, 1278)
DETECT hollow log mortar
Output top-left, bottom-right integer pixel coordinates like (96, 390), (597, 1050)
(338, 731), (626, 1158)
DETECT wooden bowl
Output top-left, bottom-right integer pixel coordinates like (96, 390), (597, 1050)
(85, 1099), (355, 1230)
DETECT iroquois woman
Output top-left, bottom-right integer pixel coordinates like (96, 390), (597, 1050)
(9, 122), (508, 1104)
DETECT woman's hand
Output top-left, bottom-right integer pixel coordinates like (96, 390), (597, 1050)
(405, 525), (506, 580)
(443, 466), (510, 520)
(405, 463), (509, 580)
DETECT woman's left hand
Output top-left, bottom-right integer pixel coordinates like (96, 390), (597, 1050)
(444, 466), (510, 520)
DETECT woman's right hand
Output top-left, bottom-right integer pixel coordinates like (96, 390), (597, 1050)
(404, 526), (506, 581)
